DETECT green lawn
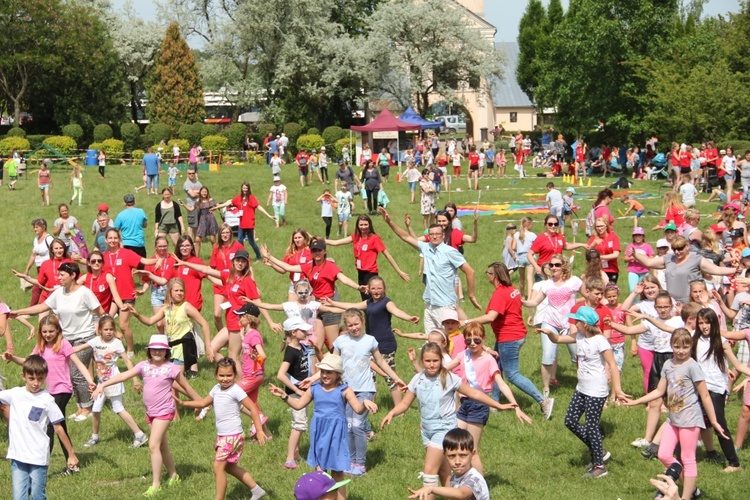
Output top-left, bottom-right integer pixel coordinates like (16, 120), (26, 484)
(0, 162), (745, 499)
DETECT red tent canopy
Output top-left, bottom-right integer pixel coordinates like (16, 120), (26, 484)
(350, 108), (419, 132)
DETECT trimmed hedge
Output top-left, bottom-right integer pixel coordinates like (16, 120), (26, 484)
(62, 124), (84, 147)
(120, 123), (141, 151)
(222, 123), (248, 151)
(145, 123), (172, 145)
(100, 138), (124, 155)
(201, 135), (229, 153)
(334, 138), (352, 161)
(306, 127), (320, 136)
(26, 135), (49, 150)
(322, 126), (345, 147)
(296, 134), (325, 152)
(93, 124), (114, 143)
(7, 127), (26, 138)
(43, 136), (77, 153)
(0, 137), (31, 155)
(131, 149), (146, 160)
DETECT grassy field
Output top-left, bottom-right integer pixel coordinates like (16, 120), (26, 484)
(0, 161), (746, 499)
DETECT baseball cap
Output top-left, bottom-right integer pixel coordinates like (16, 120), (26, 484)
(310, 239), (326, 251)
(632, 227), (645, 236)
(440, 310), (459, 324)
(233, 249), (250, 261)
(294, 471), (351, 500)
(233, 303), (260, 317)
(568, 306), (600, 326)
(123, 194), (135, 204)
(663, 222), (677, 232)
(273, 176), (281, 182)
(566, 187), (576, 194)
(741, 248), (750, 259)
(97, 203), (109, 212)
(320, 146), (326, 151)
(656, 238), (670, 248)
(283, 317), (312, 332)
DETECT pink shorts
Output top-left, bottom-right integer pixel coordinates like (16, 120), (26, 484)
(215, 433), (245, 463)
(146, 412), (175, 424)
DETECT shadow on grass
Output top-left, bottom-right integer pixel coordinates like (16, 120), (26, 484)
(485, 472), (510, 489)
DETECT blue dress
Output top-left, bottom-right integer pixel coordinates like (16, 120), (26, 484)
(307, 382), (349, 472)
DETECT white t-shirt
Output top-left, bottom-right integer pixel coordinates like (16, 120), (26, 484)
(514, 231), (537, 256)
(87, 336), (125, 396)
(450, 468), (490, 500)
(333, 334), (379, 392)
(269, 184), (287, 207)
(282, 300), (321, 345)
(679, 183), (698, 205)
(32, 234), (55, 267)
(335, 191), (353, 216)
(45, 286), (100, 341)
(546, 189), (564, 209)
(270, 157), (283, 175)
(642, 316), (683, 353)
(575, 333), (612, 398)
(407, 370), (462, 421)
(405, 167), (421, 183)
(533, 276), (583, 329)
(722, 155), (737, 175)
(209, 383), (248, 436)
(320, 199), (333, 218)
(695, 335), (729, 394)
(0, 387), (64, 466)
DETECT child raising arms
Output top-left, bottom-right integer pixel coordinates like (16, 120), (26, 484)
(92, 334), (201, 496)
(270, 353), (377, 500)
(178, 358), (268, 500)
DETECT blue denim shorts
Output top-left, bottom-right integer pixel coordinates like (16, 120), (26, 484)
(421, 417), (456, 449)
(151, 285), (167, 307)
(457, 397), (490, 425)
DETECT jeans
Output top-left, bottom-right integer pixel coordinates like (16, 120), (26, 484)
(11, 460), (48, 500)
(237, 227), (261, 260)
(492, 339), (544, 404)
(346, 391), (374, 467)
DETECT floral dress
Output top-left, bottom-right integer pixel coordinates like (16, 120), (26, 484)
(196, 199), (219, 238)
(420, 178), (436, 215)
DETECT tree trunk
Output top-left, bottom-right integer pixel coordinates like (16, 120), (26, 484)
(130, 81), (139, 123)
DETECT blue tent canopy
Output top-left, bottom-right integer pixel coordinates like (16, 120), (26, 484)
(397, 106), (443, 130)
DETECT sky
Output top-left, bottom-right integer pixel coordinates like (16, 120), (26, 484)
(116, 0), (742, 43)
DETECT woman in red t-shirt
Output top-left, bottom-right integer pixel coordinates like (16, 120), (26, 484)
(13, 237), (73, 320)
(262, 237), (365, 349)
(132, 236), (178, 334)
(78, 249), (123, 317)
(102, 228), (160, 355)
(209, 223), (246, 329)
(176, 249), (279, 372)
(465, 262), (551, 411)
(587, 217), (622, 284)
(214, 182), (275, 260)
(326, 214), (409, 299)
(528, 214), (587, 278)
(267, 228), (312, 301)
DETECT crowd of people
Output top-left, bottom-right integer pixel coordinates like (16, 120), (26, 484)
(1, 134), (750, 500)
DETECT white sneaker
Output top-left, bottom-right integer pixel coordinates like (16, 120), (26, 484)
(541, 398), (555, 420)
(83, 437), (99, 448)
(130, 434), (148, 449)
(631, 437), (650, 448)
(126, 351), (135, 359)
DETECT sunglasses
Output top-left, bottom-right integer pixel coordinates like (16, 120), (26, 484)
(89, 259), (103, 264)
(466, 337), (484, 345)
(548, 262), (563, 268)
(672, 246), (687, 252)
(547, 222), (559, 227)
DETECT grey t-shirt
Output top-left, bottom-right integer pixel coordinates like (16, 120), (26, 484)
(183, 179), (202, 207)
(663, 253), (702, 304)
(661, 358), (706, 429)
(739, 160), (750, 185)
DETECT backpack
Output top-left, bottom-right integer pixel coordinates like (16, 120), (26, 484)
(298, 155), (308, 167)
(585, 206), (598, 237)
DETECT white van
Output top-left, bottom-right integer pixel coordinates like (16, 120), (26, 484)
(435, 115), (467, 135)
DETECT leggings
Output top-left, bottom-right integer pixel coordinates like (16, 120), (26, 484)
(47, 392), (72, 461)
(637, 346), (654, 393)
(365, 188), (379, 213)
(321, 166), (328, 182)
(565, 390), (607, 467)
(98, 165), (105, 178)
(322, 217), (332, 239)
(659, 423), (700, 478)
(706, 390), (740, 467)
(71, 186), (82, 205)
(627, 271), (649, 293)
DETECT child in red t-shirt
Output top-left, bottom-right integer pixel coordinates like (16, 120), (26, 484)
(513, 150), (525, 178)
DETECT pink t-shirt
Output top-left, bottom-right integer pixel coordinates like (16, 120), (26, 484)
(625, 242), (654, 274)
(241, 329), (264, 378)
(458, 350), (500, 393)
(135, 360), (181, 417)
(33, 339), (74, 395)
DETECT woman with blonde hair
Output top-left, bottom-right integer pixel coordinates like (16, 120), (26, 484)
(514, 216), (536, 298)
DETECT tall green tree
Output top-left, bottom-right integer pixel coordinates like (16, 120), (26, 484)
(516, 0), (549, 105)
(146, 22), (204, 132)
(547, 0), (564, 30)
(361, 0), (504, 117)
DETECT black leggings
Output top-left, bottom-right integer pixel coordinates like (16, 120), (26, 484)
(322, 217), (332, 239)
(366, 188), (379, 213)
(321, 166), (329, 182)
(706, 390), (740, 467)
(98, 165), (105, 178)
(48, 392), (72, 461)
(565, 390), (607, 467)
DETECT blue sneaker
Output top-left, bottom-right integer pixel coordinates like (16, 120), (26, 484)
(350, 464), (367, 477)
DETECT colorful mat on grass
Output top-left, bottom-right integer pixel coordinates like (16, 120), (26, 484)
(457, 204), (581, 217)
